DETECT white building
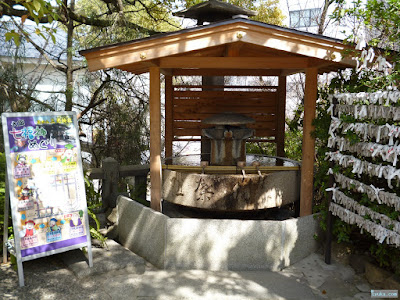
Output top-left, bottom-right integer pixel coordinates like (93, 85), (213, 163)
(0, 22), (88, 112)
(281, 0), (358, 40)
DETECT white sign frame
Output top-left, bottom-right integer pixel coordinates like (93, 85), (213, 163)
(2, 111), (93, 287)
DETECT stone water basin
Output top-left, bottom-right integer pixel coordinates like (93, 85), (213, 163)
(162, 155), (301, 211)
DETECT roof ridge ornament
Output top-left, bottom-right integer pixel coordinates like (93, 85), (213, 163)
(173, 0), (256, 25)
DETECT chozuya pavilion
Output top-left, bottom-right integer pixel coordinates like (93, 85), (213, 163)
(80, 0), (356, 217)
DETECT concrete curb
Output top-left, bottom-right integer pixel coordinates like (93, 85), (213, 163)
(117, 196), (321, 271)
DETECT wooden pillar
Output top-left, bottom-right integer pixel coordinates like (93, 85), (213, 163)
(300, 68), (318, 216)
(101, 157), (120, 209)
(150, 67), (162, 212)
(165, 75), (173, 164)
(276, 75), (287, 158)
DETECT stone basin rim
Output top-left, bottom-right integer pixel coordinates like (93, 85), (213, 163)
(163, 153), (302, 167)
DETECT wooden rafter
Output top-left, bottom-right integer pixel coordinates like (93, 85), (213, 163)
(159, 57), (312, 69)
(169, 68), (282, 76)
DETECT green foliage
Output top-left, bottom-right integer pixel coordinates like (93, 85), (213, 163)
(87, 78), (150, 167)
(5, 30), (21, 46)
(332, 219), (354, 243)
(246, 142), (276, 156)
(333, 0), (400, 51)
(125, 179), (149, 208)
(75, 0), (179, 48)
(312, 0), (400, 262)
(84, 172), (108, 247)
(2, 0), (60, 45)
(84, 172), (102, 211)
(87, 208), (108, 248)
(312, 64), (400, 272)
(370, 243), (400, 271)
(18, 0), (60, 25)
(246, 101), (304, 161)
(284, 128), (303, 162)
(245, 128), (303, 162)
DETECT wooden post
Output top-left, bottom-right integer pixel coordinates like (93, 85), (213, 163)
(101, 157), (119, 209)
(300, 68), (318, 216)
(276, 75), (287, 159)
(3, 175), (9, 264)
(150, 66), (162, 212)
(165, 75), (173, 164)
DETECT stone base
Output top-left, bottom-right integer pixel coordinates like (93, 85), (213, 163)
(117, 196), (321, 271)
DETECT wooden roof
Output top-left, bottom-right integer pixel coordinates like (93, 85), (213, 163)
(80, 18), (357, 75)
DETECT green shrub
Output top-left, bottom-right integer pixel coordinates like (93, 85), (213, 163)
(313, 69), (400, 275)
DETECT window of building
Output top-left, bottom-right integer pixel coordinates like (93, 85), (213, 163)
(290, 8), (321, 28)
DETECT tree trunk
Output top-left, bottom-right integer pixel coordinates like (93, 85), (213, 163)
(65, 0), (75, 111)
(318, 0), (332, 35)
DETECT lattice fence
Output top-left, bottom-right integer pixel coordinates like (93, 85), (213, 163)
(326, 91), (400, 247)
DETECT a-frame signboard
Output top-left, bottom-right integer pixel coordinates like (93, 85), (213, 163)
(2, 111), (92, 287)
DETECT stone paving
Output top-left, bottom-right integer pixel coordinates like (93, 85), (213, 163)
(0, 240), (375, 300)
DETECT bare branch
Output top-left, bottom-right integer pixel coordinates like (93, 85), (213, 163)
(77, 74), (111, 119)
(68, 10), (159, 35)
(23, 93), (56, 110)
(12, 21), (67, 73)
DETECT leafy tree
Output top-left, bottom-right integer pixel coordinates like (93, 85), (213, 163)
(79, 69), (150, 167)
(332, 0), (400, 51)
(0, 0), (180, 115)
(308, 0), (400, 273)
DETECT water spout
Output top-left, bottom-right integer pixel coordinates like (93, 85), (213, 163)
(237, 161), (246, 180)
(252, 161), (262, 177)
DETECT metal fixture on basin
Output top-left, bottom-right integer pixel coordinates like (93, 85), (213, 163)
(202, 112), (255, 166)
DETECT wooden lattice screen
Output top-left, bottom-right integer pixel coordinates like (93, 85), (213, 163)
(167, 84), (279, 143)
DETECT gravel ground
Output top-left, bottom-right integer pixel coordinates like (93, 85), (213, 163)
(1, 255), (111, 300)
(0, 241), (374, 300)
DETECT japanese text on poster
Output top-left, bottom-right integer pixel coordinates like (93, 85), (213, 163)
(2, 112), (89, 258)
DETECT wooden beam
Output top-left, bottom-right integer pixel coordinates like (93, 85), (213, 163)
(225, 43), (242, 57)
(276, 75), (286, 158)
(280, 69), (304, 76)
(162, 164), (300, 174)
(160, 68), (173, 76)
(149, 66), (162, 212)
(239, 27), (355, 66)
(171, 69), (283, 76)
(165, 75), (173, 164)
(84, 25), (241, 71)
(300, 67), (318, 217)
(160, 57), (310, 69)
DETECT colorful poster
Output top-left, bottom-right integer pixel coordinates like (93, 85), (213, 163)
(2, 112), (91, 259)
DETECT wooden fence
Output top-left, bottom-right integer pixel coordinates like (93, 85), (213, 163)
(88, 157), (149, 209)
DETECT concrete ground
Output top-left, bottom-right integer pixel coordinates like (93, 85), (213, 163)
(1, 240), (373, 300)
